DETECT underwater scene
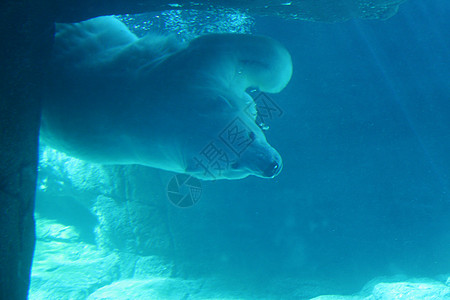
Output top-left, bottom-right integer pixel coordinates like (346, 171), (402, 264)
(31, 1), (449, 299)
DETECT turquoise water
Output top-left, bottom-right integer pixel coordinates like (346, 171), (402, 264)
(32, 1), (449, 299)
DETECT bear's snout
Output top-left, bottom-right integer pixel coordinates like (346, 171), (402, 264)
(262, 159), (283, 178)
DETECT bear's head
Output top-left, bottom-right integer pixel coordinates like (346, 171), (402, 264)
(180, 91), (284, 181)
(136, 33), (292, 180)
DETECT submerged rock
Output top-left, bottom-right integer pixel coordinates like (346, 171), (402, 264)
(30, 240), (120, 300)
(87, 278), (200, 300)
(35, 217), (80, 242)
(311, 279), (450, 300)
(30, 218), (176, 300)
(371, 281), (450, 299)
(37, 144), (174, 256)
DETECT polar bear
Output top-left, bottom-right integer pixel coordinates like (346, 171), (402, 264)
(41, 16), (292, 180)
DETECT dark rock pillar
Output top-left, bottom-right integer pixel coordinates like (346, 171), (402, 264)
(0, 1), (53, 299)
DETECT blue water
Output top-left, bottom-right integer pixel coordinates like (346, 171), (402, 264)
(32, 0), (449, 298)
(172, 0), (449, 291)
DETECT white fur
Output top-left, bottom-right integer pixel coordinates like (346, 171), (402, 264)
(42, 16), (292, 180)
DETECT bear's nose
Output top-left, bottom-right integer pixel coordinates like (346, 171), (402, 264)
(263, 160), (283, 178)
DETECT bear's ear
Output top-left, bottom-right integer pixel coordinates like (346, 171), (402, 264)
(234, 35), (292, 94)
(189, 34), (292, 94)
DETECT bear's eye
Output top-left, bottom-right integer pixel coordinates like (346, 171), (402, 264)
(231, 162), (239, 169)
(248, 131), (255, 140)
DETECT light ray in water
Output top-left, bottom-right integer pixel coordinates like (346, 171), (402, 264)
(350, 20), (449, 197)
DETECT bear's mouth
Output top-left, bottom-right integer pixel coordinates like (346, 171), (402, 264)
(229, 155), (282, 178)
(261, 160), (283, 178)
